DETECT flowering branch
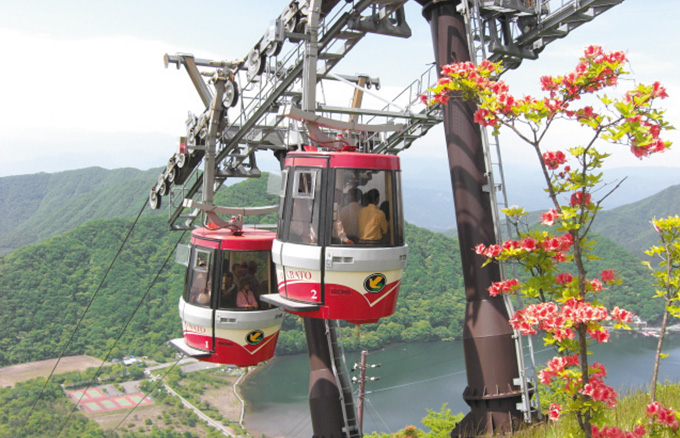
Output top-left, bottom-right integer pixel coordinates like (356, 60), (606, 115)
(428, 45), (673, 437)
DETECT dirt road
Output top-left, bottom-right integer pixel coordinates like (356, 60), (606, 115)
(0, 355), (104, 387)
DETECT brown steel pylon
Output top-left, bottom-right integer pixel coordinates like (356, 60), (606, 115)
(417, 1), (525, 436)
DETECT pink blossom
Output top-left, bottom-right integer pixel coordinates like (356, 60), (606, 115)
(584, 45), (604, 59)
(543, 150), (567, 170)
(502, 239), (521, 251)
(658, 409), (679, 429)
(555, 272), (573, 284)
(541, 209), (560, 226)
(543, 237), (562, 252)
(592, 425), (645, 438)
(560, 233), (574, 250)
(433, 94), (450, 105)
(540, 75), (558, 92)
(646, 401), (679, 430)
(591, 362), (607, 379)
(647, 401), (661, 416)
(587, 327), (610, 343)
(473, 108), (498, 126)
(479, 59), (497, 72)
(487, 279), (520, 296)
(652, 81), (669, 99)
(485, 244), (502, 258)
(552, 327), (576, 342)
(497, 92), (516, 113)
(591, 278), (603, 292)
(562, 298), (608, 324)
(520, 237), (537, 251)
(548, 403), (561, 421)
(538, 368), (555, 385)
(601, 269), (616, 283)
(581, 378), (618, 407)
(474, 243), (487, 256)
(610, 306), (633, 324)
(570, 191), (592, 207)
(491, 80), (509, 94)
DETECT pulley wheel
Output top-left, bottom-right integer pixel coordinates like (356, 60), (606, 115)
(223, 79), (239, 108)
(175, 153), (186, 168)
(284, 15), (298, 34)
(166, 166), (176, 183)
(156, 179), (168, 197)
(247, 49), (266, 79)
(265, 41), (282, 57)
(149, 189), (161, 210)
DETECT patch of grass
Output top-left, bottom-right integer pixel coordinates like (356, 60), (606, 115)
(512, 383), (680, 438)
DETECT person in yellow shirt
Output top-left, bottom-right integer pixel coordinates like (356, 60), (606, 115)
(358, 189), (388, 244)
(339, 188), (362, 242)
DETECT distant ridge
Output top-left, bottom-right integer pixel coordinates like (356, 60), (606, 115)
(1, 166), (677, 257)
(400, 155), (679, 232)
(592, 184), (680, 258)
(0, 167), (160, 256)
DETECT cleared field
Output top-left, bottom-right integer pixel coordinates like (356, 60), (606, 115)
(0, 355), (104, 387)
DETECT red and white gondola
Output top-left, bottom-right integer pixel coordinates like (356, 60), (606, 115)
(261, 149), (408, 324)
(169, 226), (284, 367)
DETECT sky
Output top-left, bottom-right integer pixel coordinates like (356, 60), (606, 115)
(0, 0), (679, 179)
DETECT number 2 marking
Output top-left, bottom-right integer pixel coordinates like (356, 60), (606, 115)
(311, 289), (318, 300)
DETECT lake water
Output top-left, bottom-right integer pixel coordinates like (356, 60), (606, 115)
(240, 332), (680, 438)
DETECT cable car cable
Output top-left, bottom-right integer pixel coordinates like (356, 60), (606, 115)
(365, 369), (467, 396)
(53, 228), (188, 438)
(365, 396), (392, 434)
(284, 413), (313, 438)
(375, 355), (466, 381)
(18, 198), (149, 437)
(109, 355), (184, 434)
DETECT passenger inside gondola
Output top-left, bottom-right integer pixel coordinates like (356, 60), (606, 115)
(332, 189), (353, 245)
(358, 188), (388, 244)
(339, 187), (362, 243)
(331, 168), (402, 247)
(218, 251), (276, 310)
(246, 261), (262, 299)
(219, 271), (237, 308)
(189, 254), (212, 306)
(232, 263), (242, 283)
(237, 279), (259, 309)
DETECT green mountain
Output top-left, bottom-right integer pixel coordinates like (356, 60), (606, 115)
(0, 213), (661, 368)
(0, 211), (468, 366)
(1, 166), (676, 261)
(0, 167), (161, 256)
(0, 168), (669, 368)
(591, 184), (680, 259)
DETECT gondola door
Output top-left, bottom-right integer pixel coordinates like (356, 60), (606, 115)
(181, 245), (217, 353)
(274, 155), (330, 309)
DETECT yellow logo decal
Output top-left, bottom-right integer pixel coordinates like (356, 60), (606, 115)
(364, 273), (386, 294)
(246, 330), (265, 345)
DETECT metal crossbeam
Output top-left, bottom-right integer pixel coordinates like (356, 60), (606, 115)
(153, 0), (627, 234)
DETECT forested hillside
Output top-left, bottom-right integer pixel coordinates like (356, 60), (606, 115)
(592, 184), (680, 258)
(0, 213), (661, 368)
(2, 166), (676, 260)
(0, 167), (161, 256)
